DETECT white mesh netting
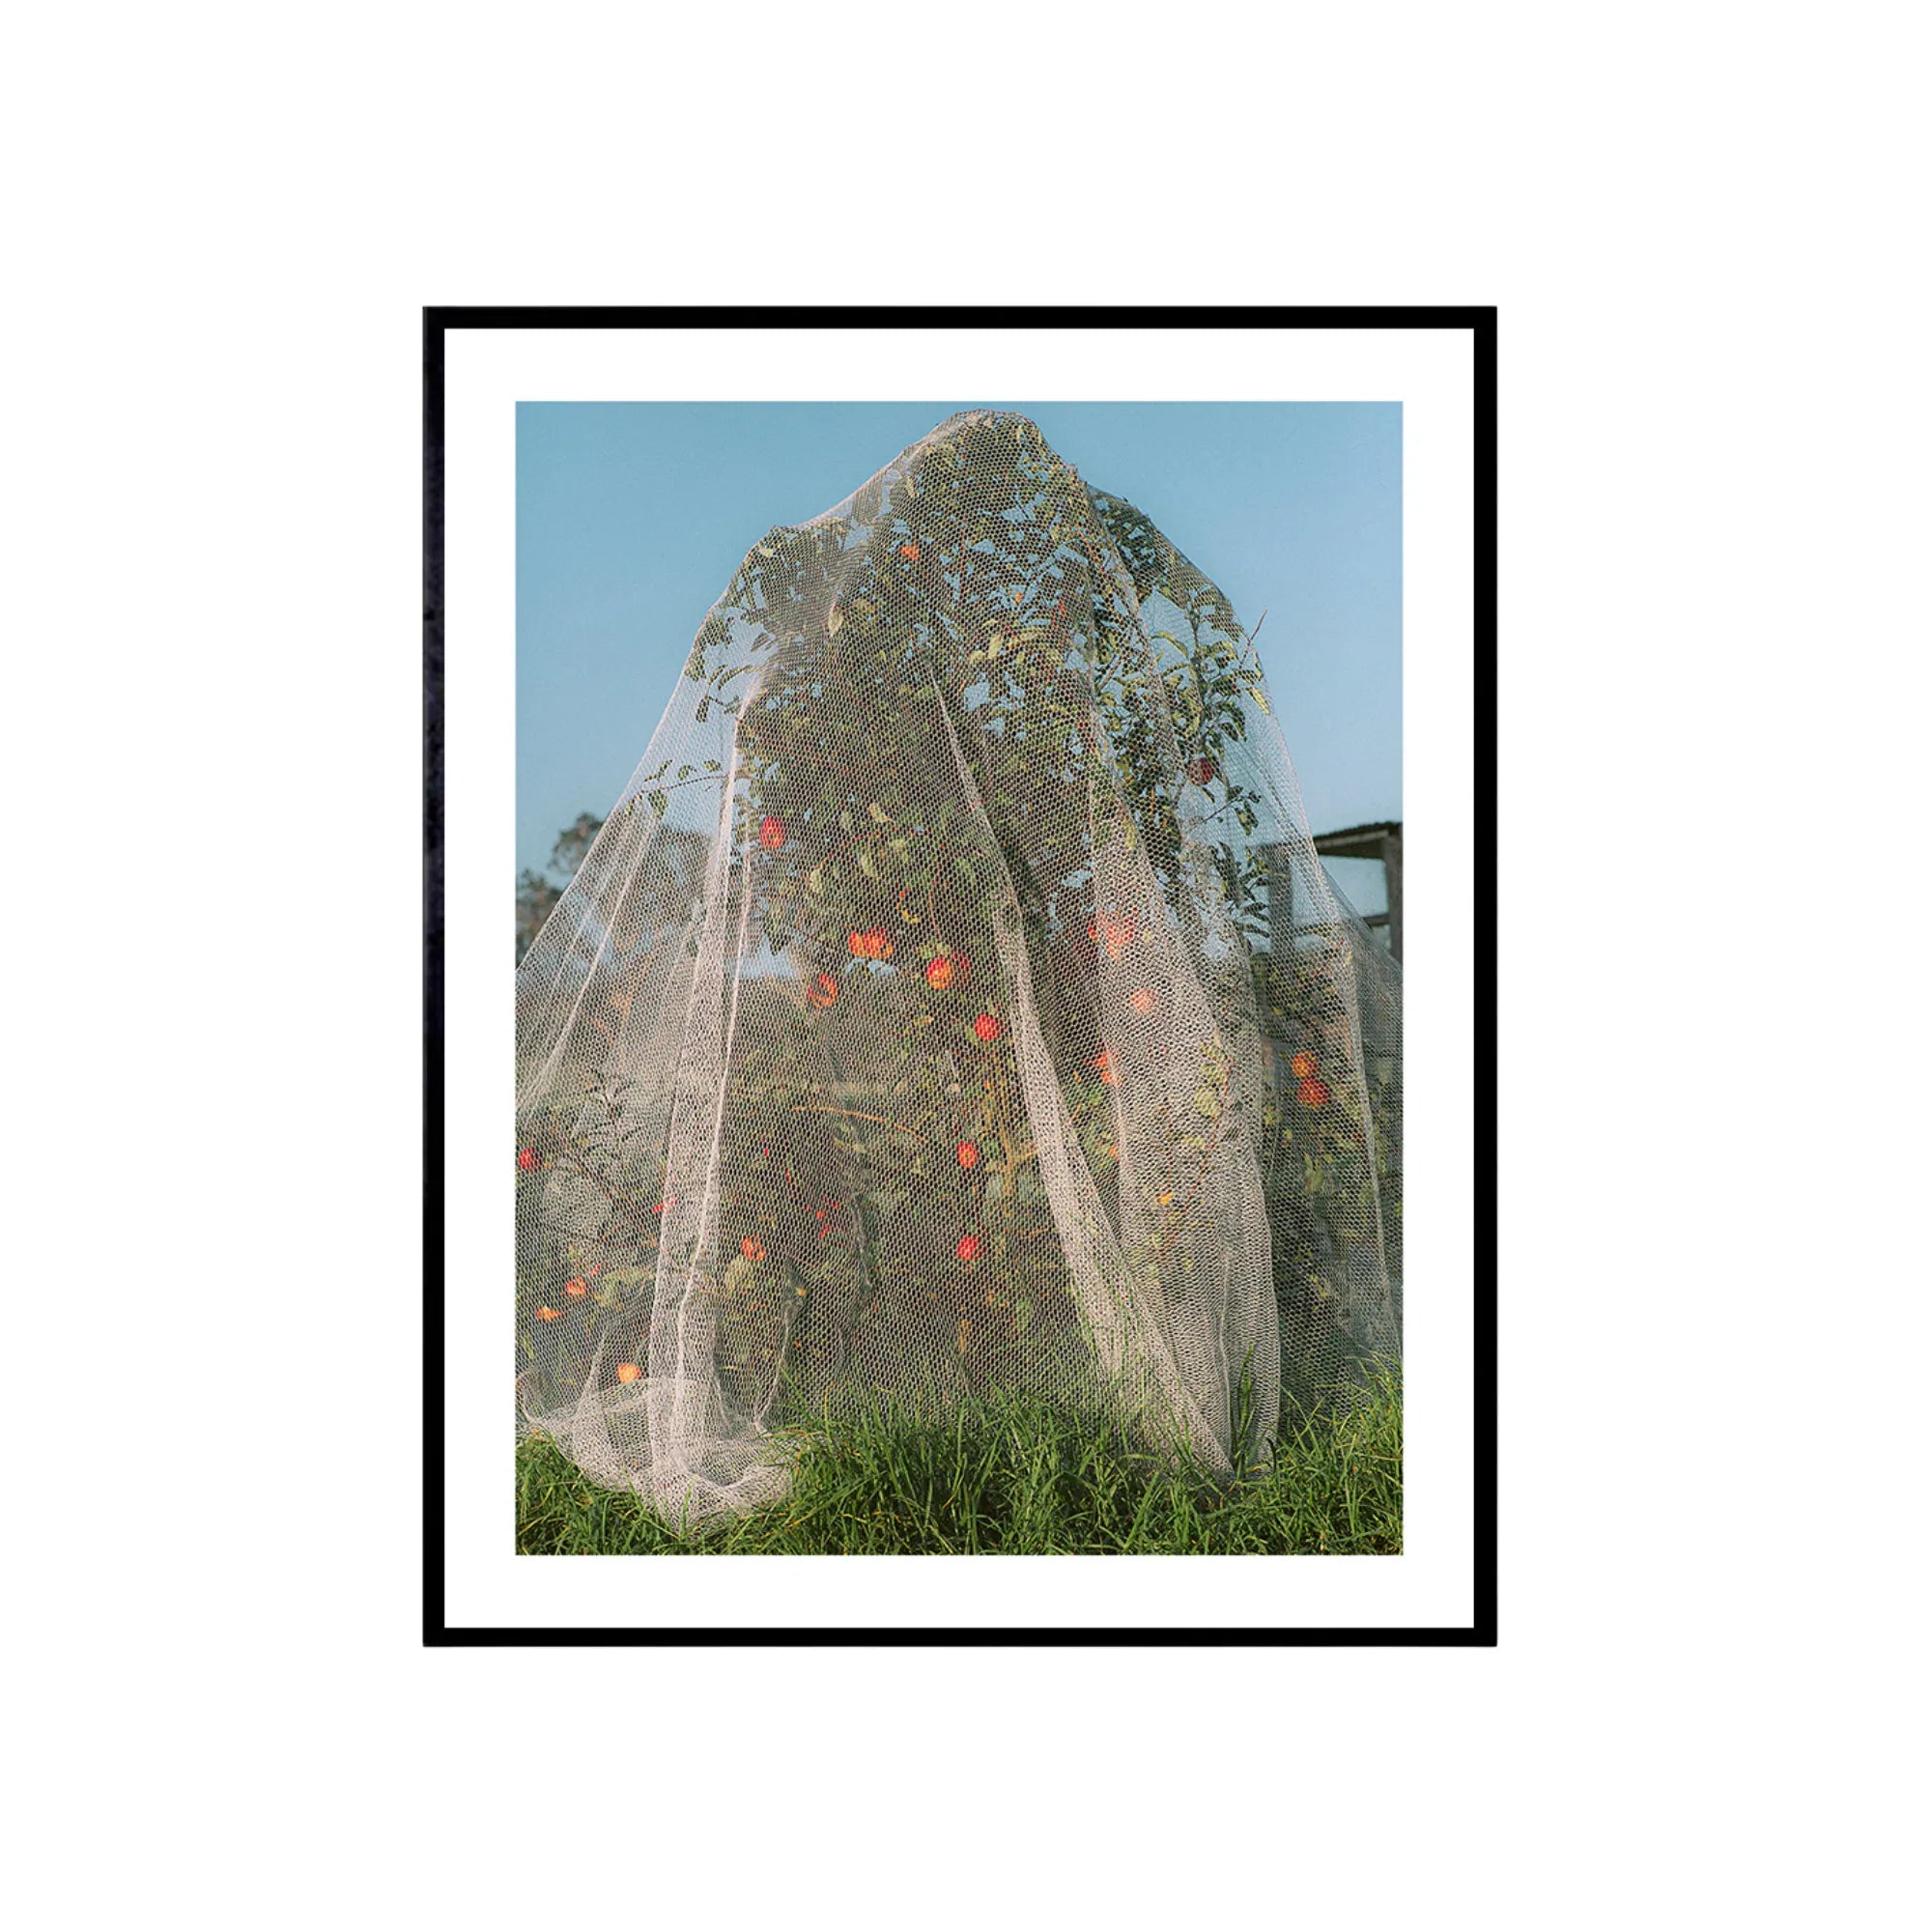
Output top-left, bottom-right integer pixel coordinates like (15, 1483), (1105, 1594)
(516, 411), (1401, 1527)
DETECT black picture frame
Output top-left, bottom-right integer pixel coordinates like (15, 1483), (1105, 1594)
(424, 306), (1496, 1647)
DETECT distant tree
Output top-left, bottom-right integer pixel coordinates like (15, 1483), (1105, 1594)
(516, 812), (604, 963)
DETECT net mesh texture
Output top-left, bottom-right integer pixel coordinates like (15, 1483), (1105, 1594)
(515, 411), (1401, 1528)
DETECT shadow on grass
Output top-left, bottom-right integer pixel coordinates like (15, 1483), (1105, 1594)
(516, 1366), (1401, 1555)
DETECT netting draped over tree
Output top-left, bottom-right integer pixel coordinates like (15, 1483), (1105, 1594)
(516, 412), (1401, 1526)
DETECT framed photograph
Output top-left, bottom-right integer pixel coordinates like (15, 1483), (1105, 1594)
(425, 306), (1494, 1645)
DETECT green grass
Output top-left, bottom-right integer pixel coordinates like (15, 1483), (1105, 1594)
(516, 1365), (1400, 1554)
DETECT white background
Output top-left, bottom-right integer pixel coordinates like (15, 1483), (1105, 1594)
(446, 326), (1475, 1632)
(6, 6), (1924, 1930)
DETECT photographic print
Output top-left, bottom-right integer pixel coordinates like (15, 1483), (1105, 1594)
(427, 311), (1492, 1642)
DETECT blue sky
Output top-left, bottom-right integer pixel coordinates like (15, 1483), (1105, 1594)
(517, 402), (1401, 907)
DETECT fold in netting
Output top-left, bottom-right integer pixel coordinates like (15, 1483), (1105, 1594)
(515, 411), (1401, 1527)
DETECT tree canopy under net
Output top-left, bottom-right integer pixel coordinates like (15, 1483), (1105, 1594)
(515, 411), (1401, 1528)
